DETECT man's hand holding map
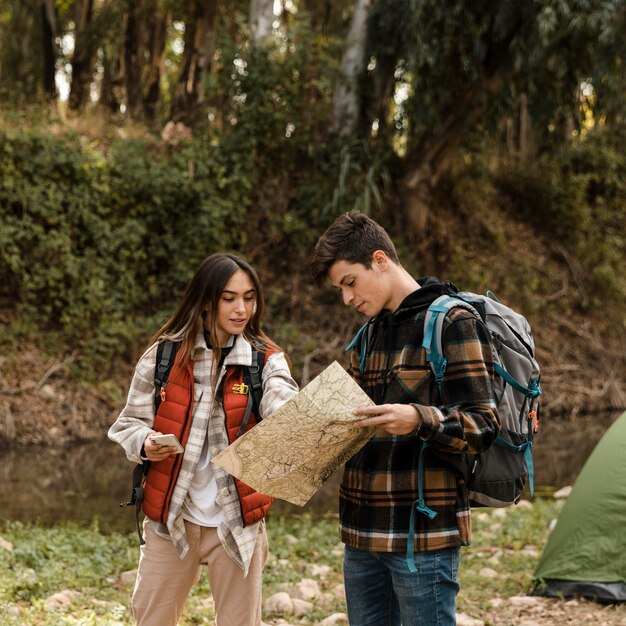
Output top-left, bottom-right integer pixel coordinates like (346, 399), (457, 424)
(212, 361), (376, 506)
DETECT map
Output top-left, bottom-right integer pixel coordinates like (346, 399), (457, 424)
(212, 361), (376, 506)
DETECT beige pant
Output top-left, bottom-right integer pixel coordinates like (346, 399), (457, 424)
(131, 520), (268, 626)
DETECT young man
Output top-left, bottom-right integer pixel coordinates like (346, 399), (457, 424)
(311, 213), (500, 626)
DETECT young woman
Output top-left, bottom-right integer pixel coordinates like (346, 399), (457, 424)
(108, 253), (299, 626)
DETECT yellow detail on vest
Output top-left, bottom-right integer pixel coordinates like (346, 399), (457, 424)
(232, 383), (249, 394)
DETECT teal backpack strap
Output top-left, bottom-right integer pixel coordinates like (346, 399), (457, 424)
(406, 443), (438, 573)
(494, 364), (542, 399)
(423, 295), (482, 389)
(493, 435), (535, 496)
(423, 296), (461, 388)
(345, 321), (372, 374)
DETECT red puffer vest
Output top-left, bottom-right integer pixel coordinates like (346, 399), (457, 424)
(142, 347), (275, 526)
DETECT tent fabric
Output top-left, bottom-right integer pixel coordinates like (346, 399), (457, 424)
(533, 410), (626, 603)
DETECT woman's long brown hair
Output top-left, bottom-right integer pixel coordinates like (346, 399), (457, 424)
(150, 253), (279, 374)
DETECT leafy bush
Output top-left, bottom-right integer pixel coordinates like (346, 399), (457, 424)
(495, 128), (626, 307)
(0, 129), (253, 371)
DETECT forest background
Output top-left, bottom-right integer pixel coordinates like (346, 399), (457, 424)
(0, 0), (625, 448)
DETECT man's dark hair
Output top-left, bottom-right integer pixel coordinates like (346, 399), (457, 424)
(310, 212), (400, 284)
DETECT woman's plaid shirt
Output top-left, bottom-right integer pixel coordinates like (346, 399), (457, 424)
(340, 280), (500, 554)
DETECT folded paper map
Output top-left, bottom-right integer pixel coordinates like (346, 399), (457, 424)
(212, 361), (376, 506)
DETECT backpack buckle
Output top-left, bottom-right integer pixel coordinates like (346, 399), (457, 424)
(232, 383), (249, 394)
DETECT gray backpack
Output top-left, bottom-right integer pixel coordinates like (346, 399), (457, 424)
(423, 292), (541, 507)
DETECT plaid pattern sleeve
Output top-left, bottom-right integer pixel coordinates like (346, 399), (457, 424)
(414, 310), (500, 454)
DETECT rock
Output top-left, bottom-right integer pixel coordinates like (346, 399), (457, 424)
(489, 522), (502, 533)
(553, 485), (573, 499)
(479, 567), (499, 579)
(291, 598), (313, 616)
(474, 512), (490, 523)
(292, 578), (320, 600)
(318, 591), (336, 608)
(0, 535), (14, 551)
(489, 598), (505, 608)
(333, 583), (346, 599)
(522, 545), (539, 557)
(37, 384), (57, 400)
(285, 534), (299, 545)
(508, 595), (544, 608)
(317, 613), (349, 626)
(44, 589), (82, 608)
(516, 499), (534, 509)
(548, 518), (558, 532)
(119, 569), (137, 585)
(456, 612), (485, 626)
(491, 508), (509, 519)
(307, 563), (332, 577)
(263, 591), (293, 614)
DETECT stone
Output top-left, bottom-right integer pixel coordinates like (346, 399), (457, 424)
(516, 499), (534, 509)
(292, 578), (320, 600)
(553, 485), (573, 499)
(479, 567), (499, 579)
(263, 591), (294, 614)
(119, 569), (137, 585)
(317, 613), (349, 626)
(291, 598), (313, 616)
(456, 612), (485, 626)
(37, 384), (57, 400)
(0, 535), (14, 551)
(508, 595), (544, 608)
(44, 589), (82, 608)
(307, 563), (332, 577)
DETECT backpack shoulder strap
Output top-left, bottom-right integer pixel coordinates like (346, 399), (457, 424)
(154, 340), (180, 412)
(345, 319), (375, 373)
(236, 345), (268, 438)
(423, 295), (480, 388)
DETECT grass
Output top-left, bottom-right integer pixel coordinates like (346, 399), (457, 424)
(0, 499), (597, 625)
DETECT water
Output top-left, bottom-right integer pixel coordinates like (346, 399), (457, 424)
(0, 412), (621, 532)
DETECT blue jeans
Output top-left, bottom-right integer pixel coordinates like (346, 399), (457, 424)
(343, 545), (460, 626)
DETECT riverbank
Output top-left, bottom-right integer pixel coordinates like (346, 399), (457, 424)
(1, 501), (625, 625)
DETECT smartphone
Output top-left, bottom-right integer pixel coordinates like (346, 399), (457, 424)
(149, 433), (184, 454)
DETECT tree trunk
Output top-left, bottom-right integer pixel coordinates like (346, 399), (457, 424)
(329, 0), (370, 136)
(250, 0), (273, 47)
(124, 0), (144, 120)
(144, 4), (171, 123)
(302, 0), (334, 33)
(362, 51), (397, 139)
(100, 46), (124, 113)
(170, 0), (218, 124)
(41, 0), (57, 98)
(400, 78), (502, 234)
(68, 0), (95, 111)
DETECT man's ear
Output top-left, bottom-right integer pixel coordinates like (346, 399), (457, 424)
(371, 250), (389, 270)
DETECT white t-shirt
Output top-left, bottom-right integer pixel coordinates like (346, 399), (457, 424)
(181, 433), (225, 526)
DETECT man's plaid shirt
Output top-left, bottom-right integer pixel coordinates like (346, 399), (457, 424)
(341, 279), (500, 554)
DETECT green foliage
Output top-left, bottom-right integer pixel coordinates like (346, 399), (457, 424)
(495, 127), (626, 307)
(0, 128), (251, 370)
(5, 500), (625, 625)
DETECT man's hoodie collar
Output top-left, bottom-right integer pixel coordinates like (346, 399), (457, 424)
(373, 276), (458, 324)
